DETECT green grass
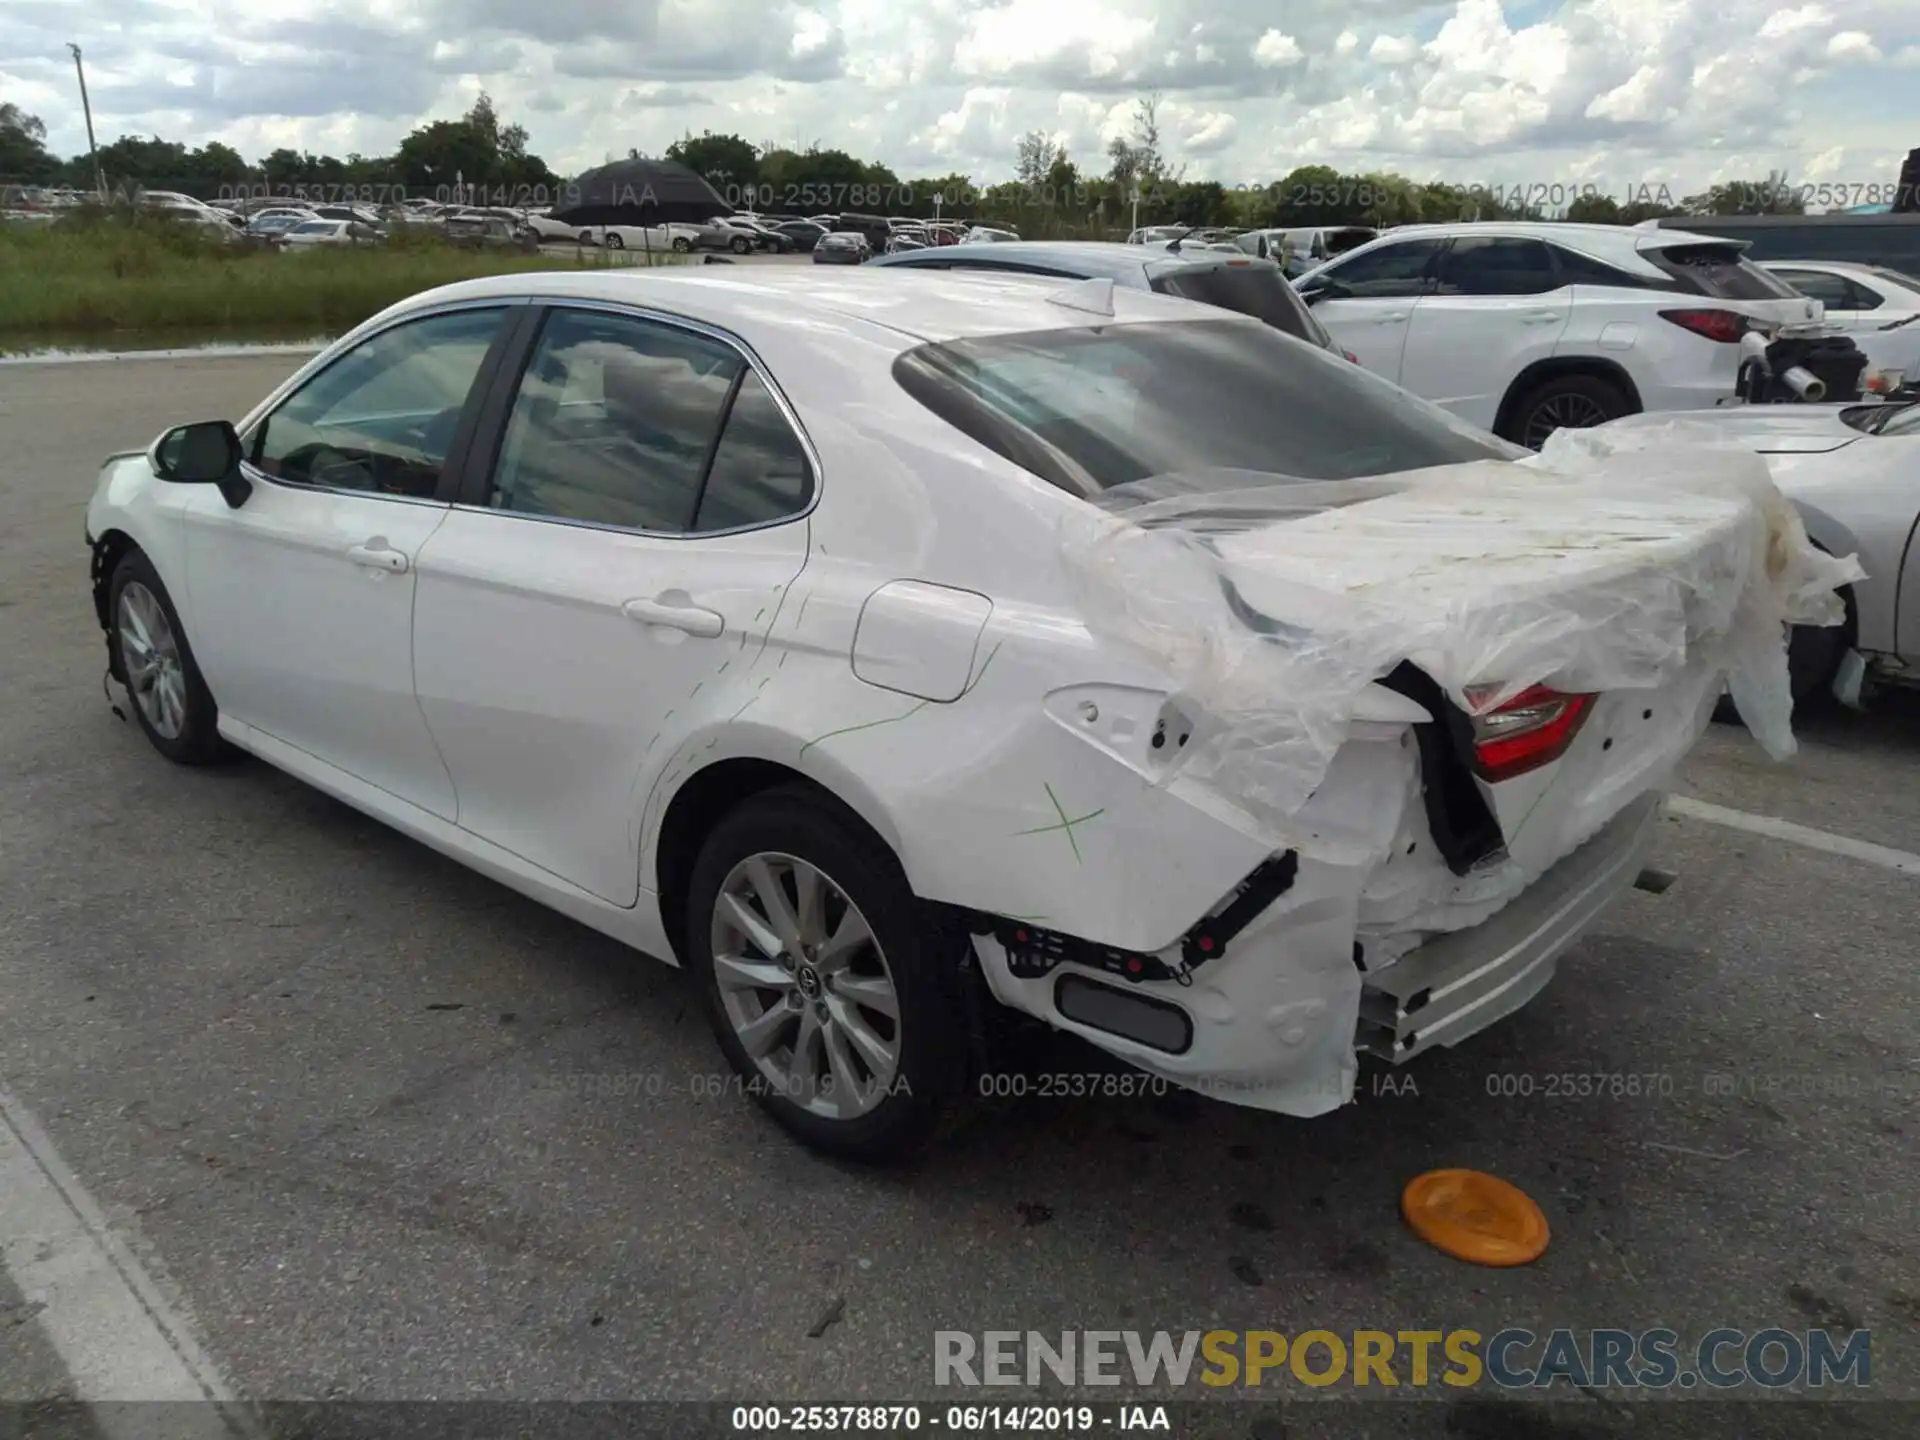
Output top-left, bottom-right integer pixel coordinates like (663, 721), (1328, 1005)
(0, 210), (676, 341)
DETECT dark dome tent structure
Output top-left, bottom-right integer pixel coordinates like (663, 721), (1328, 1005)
(549, 157), (731, 228)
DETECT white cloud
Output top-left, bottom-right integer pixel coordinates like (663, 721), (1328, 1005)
(1253, 30), (1302, 67)
(1826, 31), (1879, 62)
(1, 0), (1915, 194)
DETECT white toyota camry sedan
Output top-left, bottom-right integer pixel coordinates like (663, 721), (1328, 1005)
(84, 268), (1845, 1158)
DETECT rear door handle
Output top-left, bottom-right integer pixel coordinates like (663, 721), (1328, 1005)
(623, 596), (725, 639)
(346, 539), (409, 574)
(1375, 312), (1409, 324)
(1522, 309), (1566, 324)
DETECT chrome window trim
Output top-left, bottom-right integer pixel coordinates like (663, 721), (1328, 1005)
(446, 296), (824, 543)
(235, 297), (527, 507)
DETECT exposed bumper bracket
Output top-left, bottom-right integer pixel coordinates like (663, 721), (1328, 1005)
(1356, 793), (1663, 1063)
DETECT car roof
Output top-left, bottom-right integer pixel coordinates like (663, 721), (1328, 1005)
(869, 239), (1283, 285)
(1354, 220), (1727, 251)
(392, 266), (1238, 344)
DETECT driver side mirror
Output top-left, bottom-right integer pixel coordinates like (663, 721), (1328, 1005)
(151, 420), (251, 508)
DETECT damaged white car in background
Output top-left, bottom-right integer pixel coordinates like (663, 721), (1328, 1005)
(83, 268), (1859, 1159)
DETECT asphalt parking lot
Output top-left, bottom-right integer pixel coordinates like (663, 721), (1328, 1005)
(2, 353), (1917, 1438)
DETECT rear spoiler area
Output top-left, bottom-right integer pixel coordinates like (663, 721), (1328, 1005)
(1058, 451), (1863, 870)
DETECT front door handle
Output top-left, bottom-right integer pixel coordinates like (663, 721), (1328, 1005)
(346, 539), (409, 574)
(1374, 312), (1409, 324)
(623, 596), (725, 639)
(1521, 309), (1566, 324)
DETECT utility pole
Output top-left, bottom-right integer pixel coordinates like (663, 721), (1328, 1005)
(67, 43), (106, 200)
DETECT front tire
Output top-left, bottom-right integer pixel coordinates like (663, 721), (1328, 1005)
(108, 550), (227, 765)
(730, 234), (751, 254)
(671, 236), (692, 253)
(1504, 373), (1633, 450)
(603, 232), (623, 250)
(685, 787), (969, 1160)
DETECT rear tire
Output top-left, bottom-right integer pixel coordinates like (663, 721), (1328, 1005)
(672, 236), (692, 253)
(1502, 373), (1634, 449)
(1711, 619), (1850, 725)
(685, 786), (969, 1161)
(108, 550), (229, 765)
(603, 232), (623, 250)
(730, 234), (751, 254)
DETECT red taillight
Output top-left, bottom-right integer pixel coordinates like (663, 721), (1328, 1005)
(1344, 349), (1360, 363)
(1466, 684), (1596, 782)
(1658, 308), (1750, 344)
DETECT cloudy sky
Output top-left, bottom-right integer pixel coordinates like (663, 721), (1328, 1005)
(4, 0), (1919, 198)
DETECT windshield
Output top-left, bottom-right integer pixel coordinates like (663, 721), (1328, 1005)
(1649, 244), (1801, 300)
(1153, 263), (1335, 350)
(892, 318), (1522, 502)
(1846, 400), (1920, 436)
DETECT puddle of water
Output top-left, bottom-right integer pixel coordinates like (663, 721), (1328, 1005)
(0, 328), (333, 365)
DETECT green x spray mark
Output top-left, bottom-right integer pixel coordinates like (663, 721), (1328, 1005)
(1014, 782), (1104, 864)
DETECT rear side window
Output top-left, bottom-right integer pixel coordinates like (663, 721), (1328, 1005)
(1649, 244), (1802, 300)
(691, 371), (815, 532)
(1547, 245), (1668, 290)
(1432, 237), (1560, 296)
(1153, 264), (1334, 348)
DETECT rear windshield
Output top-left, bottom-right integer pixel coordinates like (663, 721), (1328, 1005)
(1649, 244), (1802, 300)
(891, 318), (1520, 501)
(1153, 264), (1334, 349)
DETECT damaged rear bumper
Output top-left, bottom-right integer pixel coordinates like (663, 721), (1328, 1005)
(972, 789), (1666, 1117)
(1356, 791), (1663, 1063)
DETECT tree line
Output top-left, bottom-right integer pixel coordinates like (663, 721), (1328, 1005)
(3, 89), (1811, 229)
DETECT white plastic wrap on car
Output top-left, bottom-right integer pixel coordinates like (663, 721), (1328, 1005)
(1058, 444), (1864, 861)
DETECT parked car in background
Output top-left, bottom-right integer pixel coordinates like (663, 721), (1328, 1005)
(868, 240), (1343, 355)
(1564, 397), (1920, 703)
(812, 231), (870, 265)
(1762, 260), (1920, 387)
(85, 267), (1833, 1159)
(711, 218), (793, 253)
(245, 212), (315, 241)
(523, 210), (589, 242)
(1641, 213), (1920, 273)
(1126, 226), (1189, 244)
(442, 214), (537, 252)
(581, 221), (705, 252)
(961, 226), (1020, 244)
(1238, 226), (1379, 277)
(773, 220), (827, 252)
(277, 219), (382, 249)
(1296, 222), (1820, 447)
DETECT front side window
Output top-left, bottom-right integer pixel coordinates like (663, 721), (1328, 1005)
(247, 306), (506, 497)
(1433, 237), (1561, 296)
(1317, 239), (1445, 298)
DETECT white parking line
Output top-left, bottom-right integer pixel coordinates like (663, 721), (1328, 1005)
(1667, 795), (1920, 875)
(0, 1084), (254, 1438)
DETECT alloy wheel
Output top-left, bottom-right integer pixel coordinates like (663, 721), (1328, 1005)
(117, 581), (188, 740)
(1523, 392), (1613, 448)
(710, 852), (901, 1120)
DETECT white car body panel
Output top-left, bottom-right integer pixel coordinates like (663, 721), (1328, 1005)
(83, 268), (1827, 1117)
(1574, 404), (1920, 668)
(1306, 222), (1821, 433)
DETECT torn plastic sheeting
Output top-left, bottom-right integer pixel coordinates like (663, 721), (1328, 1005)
(1059, 444), (1863, 853)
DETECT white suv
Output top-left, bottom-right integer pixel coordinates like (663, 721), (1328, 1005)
(1296, 222), (1820, 447)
